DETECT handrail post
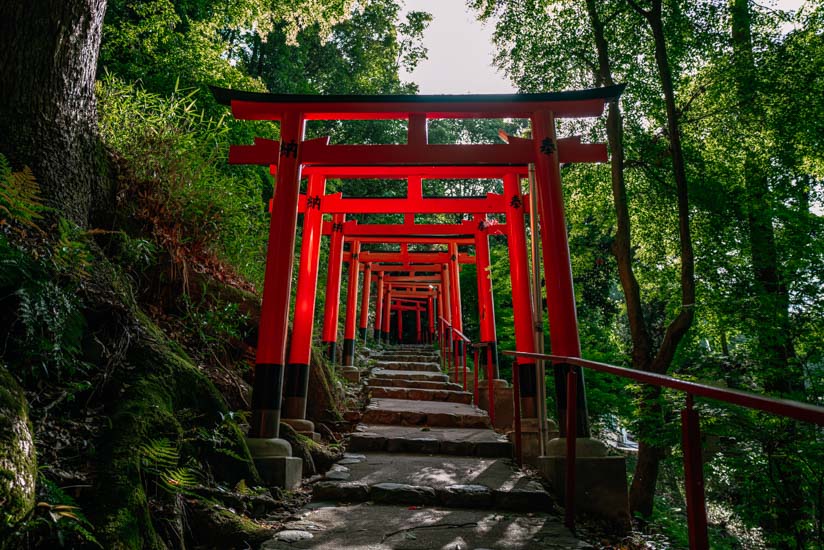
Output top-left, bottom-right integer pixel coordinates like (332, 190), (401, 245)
(682, 394), (709, 550)
(462, 339), (468, 391)
(486, 345), (496, 425)
(564, 363), (577, 530)
(473, 347), (480, 404)
(513, 361), (523, 466)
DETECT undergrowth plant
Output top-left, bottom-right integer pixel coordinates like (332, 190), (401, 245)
(0, 476), (101, 550)
(97, 74), (270, 290)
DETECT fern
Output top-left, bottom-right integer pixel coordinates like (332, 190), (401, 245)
(139, 438), (180, 471)
(52, 218), (94, 278)
(138, 438), (201, 495)
(0, 154), (47, 231)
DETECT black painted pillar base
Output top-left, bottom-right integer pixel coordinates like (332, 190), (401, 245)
(250, 363), (284, 439)
(554, 364), (591, 438)
(342, 338), (356, 367)
(518, 362), (538, 418)
(358, 327), (367, 341)
(282, 363), (309, 420)
(323, 341), (336, 363)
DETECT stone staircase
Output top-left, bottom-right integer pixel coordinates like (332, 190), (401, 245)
(262, 344), (590, 549)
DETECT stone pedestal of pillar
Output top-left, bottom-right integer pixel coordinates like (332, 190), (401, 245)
(246, 437), (302, 490)
(476, 380), (514, 430)
(281, 418), (321, 443)
(339, 366), (360, 383)
(536, 437), (630, 531)
(518, 417), (541, 465)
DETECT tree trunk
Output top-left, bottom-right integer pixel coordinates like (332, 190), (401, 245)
(585, 0), (653, 373)
(621, 0), (696, 517)
(0, 0), (112, 228)
(730, 0), (798, 394)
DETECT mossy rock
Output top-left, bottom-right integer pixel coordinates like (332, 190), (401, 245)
(186, 499), (273, 549)
(279, 423), (340, 476)
(0, 364), (36, 526)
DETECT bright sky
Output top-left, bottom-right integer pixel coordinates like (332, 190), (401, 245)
(400, 0), (809, 94)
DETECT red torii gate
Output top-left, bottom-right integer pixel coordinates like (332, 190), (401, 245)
(214, 84), (623, 459)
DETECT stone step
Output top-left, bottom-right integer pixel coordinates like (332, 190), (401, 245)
(366, 377), (463, 391)
(371, 360), (441, 372)
(261, 503), (591, 550)
(348, 425), (512, 457)
(362, 397), (491, 429)
(367, 385), (473, 404)
(373, 354), (440, 363)
(370, 368), (449, 383)
(312, 453), (551, 512)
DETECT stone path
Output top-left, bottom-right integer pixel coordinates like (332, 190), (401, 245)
(263, 344), (590, 549)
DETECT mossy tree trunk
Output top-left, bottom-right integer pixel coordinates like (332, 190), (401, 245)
(0, 364), (36, 526)
(0, 0), (113, 228)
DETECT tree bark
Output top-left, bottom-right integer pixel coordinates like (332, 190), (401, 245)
(614, 0), (697, 518)
(730, 0), (797, 394)
(0, 0), (112, 228)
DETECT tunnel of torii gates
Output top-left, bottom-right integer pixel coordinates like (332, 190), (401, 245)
(213, 84), (624, 445)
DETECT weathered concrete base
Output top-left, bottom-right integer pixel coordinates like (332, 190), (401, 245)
(339, 365), (360, 383)
(536, 454), (630, 532)
(282, 418), (321, 444)
(546, 436), (608, 458)
(477, 380), (515, 430)
(246, 437), (303, 490)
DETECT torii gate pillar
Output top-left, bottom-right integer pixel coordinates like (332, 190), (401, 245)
(247, 113), (304, 488)
(504, 173), (540, 444)
(359, 263), (372, 342)
(282, 174), (325, 438)
(321, 214), (346, 362)
(341, 241), (361, 376)
(474, 214), (499, 377)
(373, 272), (385, 343)
(532, 110), (591, 439)
(382, 288), (392, 343)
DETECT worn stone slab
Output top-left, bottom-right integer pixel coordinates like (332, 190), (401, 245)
(312, 481), (369, 502)
(320, 453), (547, 507)
(348, 425), (511, 457)
(370, 369), (449, 383)
(366, 378), (462, 391)
(437, 484), (494, 508)
(373, 354), (440, 363)
(261, 503), (591, 549)
(372, 361), (441, 372)
(385, 436), (441, 454)
(367, 386), (473, 404)
(363, 398), (491, 429)
(370, 482), (437, 505)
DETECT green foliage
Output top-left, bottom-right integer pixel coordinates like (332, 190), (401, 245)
(0, 156), (46, 232)
(138, 438), (199, 496)
(98, 74), (270, 288)
(178, 293), (250, 359)
(0, 232), (89, 385)
(1, 476), (101, 550)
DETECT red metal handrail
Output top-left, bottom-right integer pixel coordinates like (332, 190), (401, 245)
(504, 350), (824, 548)
(452, 328), (471, 391)
(471, 342), (497, 426)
